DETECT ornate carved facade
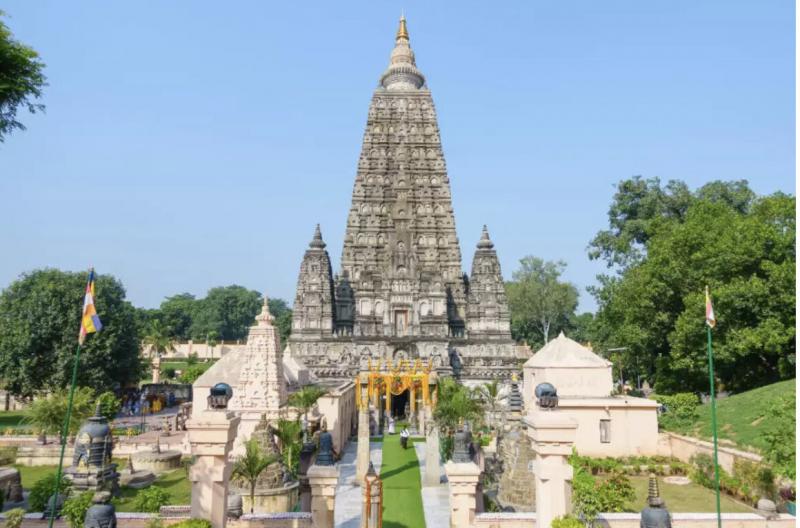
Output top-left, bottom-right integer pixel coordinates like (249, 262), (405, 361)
(288, 17), (524, 381)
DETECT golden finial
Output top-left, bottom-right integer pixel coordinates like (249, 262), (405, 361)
(396, 14), (409, 41)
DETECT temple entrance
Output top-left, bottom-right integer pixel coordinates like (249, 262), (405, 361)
(390, 389), (409, 419)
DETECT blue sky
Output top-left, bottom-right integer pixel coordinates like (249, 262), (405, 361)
(0, 1), (794, 312)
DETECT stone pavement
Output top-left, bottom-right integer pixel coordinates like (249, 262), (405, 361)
(334, 440), (383, 528)
(414, 440), (450, 528)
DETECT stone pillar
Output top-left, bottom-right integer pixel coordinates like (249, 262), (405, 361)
(356, 374), (371, 483)
(151, 355), (161, 384)
(186, 409), (240, 528)
(360, 462), (382, 528)
(298, 441), (316, 512)
(424, 417), (441, 487)
(525, 411), (577, 528)
(444, 460), (481, 528)
(308, 464), (338, 528)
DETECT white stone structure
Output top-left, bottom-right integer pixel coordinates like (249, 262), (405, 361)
(193, 296), (294, 453)
(523, 332), (660, 457)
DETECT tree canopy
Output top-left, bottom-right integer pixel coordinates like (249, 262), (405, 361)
(0, 269), (143, 397)
(0, 11), (46, 142)
(589, 178), (795, 393)
(506, 256), (579, 347)
(136, 287), (294, 344)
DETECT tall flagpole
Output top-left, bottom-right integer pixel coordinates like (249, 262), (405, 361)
(705, 290), (722, 528)
(47, 343), (83, 528)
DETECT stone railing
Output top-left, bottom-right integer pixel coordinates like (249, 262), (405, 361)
(658, 432), (763, 474)
(3, 512), (313, 528)
(474, 512), (797, 528)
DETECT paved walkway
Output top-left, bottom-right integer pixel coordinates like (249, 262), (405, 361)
(334, 440), (383, 528)
(414, 441), (450, 528)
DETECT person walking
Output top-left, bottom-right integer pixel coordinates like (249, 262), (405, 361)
(400, 427), (410, 449)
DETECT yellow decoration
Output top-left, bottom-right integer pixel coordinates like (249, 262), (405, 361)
(355, 358), (437, 411)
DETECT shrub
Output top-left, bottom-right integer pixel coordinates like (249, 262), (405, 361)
(163, 367), (176, 379)
(4, 507), (26, 528)
(0, 446), (14, 465)
(28, 474), (71, 512)
(179, 365), (206, 384)
(655, 393), (699, 431)
(690, 453), (716, 489)
(62, 491), (94, 528)
(132, 486), (170, 513)
(552, 515), (584, 528)
(186, 353), (199, 366)
(170, 520), (211, 528)
(733, 459), (776, 500)
(96, 392), (121, 422)
(759, 392), (796, 480)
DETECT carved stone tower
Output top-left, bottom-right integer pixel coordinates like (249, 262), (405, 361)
(288, 17), (522, 381)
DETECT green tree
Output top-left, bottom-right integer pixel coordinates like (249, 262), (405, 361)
(287, 385), (327, 423)
(23, 387), (96, 441)
(590, 180), (794, 393)
(0, 11), (46, 142)
(159, 293), (197, 340)
(232, 438), (278, 513)
(506, 257), (579, 347)
(268, 298), (293, 344)
(142, 320), (177, 359)
(273, 419), (302, 477)
(0, 269), (142, 397)
(190, 286), (261, 341)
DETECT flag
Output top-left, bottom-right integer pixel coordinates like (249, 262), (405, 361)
(705, 286), (716, 328)
(78, 269), (103, 344)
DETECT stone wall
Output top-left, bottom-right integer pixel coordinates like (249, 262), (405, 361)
(657, 432), (763, 474)
(315, 380), (357, 455)
(143, 341), (244, 360)
(474, 512), (797, 528)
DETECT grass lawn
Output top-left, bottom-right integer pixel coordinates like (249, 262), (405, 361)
(114, 469), (192, 511)
(14, 464), (59, 489)
(622, 476), (754, 513)
(0, 411), (28, 431)
(380, 434), (426, 528)
(664, 379), (795, 452)
(14, 464), (191, 511)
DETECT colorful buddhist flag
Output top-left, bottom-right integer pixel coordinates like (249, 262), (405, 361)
(78, 269), (103, 344)
(705, 286), (716, 328)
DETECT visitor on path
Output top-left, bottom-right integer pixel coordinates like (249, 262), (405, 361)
(387, 416), (396, 435)
(400, 427), (410, 449)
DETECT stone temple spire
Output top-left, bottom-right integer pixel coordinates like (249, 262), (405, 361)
(477, 225), (494, 249)
(309, 224), (326, 249)
(380, 15), (425, 90)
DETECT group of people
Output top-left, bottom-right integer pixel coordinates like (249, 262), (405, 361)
(120, 390), (177, 417)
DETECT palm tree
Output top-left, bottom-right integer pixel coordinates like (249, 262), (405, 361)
(287, 385), (327, 422)
(273, 419), (303, 477)
(433, 378), (484, 434)
(232, 438), (277, 513)
(142, 320), (177, 360)
(479, 380), (503, 429)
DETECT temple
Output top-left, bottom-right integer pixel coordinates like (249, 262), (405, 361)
(287, 17), (528, 382)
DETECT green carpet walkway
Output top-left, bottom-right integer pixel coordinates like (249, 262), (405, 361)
(380, 435), (426, 528)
